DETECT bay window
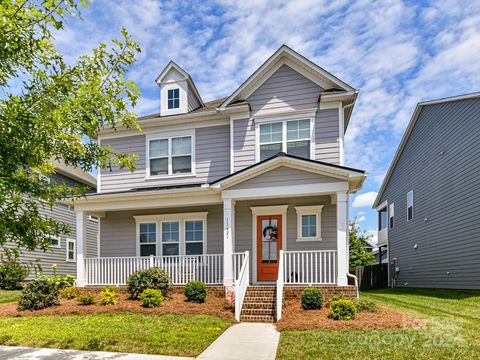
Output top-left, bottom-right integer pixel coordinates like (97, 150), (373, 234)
(258, 118), (313, 161)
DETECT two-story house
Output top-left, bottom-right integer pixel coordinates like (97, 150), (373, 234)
(74, 45), (366, 321)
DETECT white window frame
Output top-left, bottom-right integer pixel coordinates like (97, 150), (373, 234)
(145, 129), (196, 179)
(66, 238), (76, 262)
(389, 203), (394, 229)
(134, 212), (208, 257)
(167, 88), (180, 109)
(137, 221), (158, 257)
(295, 205), (324, 242)
(88, 215), (99, 223)
(407, 190), (413, 221)
(254, 110), (316, 162)
(51, 236), (61, 248)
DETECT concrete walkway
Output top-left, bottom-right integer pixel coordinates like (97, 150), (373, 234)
(197, 323), (280, 360)
(0, 346), (193, 360)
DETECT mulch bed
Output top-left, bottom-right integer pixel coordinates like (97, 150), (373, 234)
(276, 299), (424, 331)
(0, 291), (234, 319)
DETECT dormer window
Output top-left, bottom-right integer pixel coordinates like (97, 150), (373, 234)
(167, 88), (180, 109)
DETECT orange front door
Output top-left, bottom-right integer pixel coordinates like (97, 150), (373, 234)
(257, 215), (282, 282)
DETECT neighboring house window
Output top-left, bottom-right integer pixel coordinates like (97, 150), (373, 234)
(295, 205), (323, 241)
(134, 213), (207, 256)
(139, 223), (157, 256)
(378, 207), (387, 230)
(51, 237), (60, 248)
(148, 133), (193, 176)
(259, 119), (312, 161)
(167, 88), (180, 109)
(89, 215), (99, 222)
(407, 191), (413, 221)
(389, 203), (394, 229)
(162, 221), (180, 256)
(66, 239), (76, 262)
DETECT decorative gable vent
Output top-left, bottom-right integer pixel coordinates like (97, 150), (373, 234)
(156, 61), (204, 116)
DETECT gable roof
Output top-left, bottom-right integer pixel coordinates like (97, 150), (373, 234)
(211, 152), (366, 192)
(155, 60), (205, 108)
(50, 159), (96, 188)
(373, 91), (480, 208)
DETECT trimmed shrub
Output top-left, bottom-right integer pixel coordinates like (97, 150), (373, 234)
(18, 279), (59, 311)
(329, 299), (357, 320)
(104, 285), (120, 294)
(0, 253), (28, 290)
(100, 286), (118, 306)
(60, 286), (80, 299)
(38, 265), (75, 289)
(184, 281), (207, 303)
(127, 267), (171, 300)
(355, 298), (378, 313)
(140, 289), (164, 308)
(77, 292), (96, 305)
(301, 287), (323, 310)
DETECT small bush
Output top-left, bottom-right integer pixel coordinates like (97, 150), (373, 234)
(18, 279), (59, 311)
(38, 265), (75, 289)
(356, 298), (378, 313)
(127, 267), (171, 300)
(77, 292), (96, 305)
(184, 281), (207, 303)
(329, 299), (357, 320)
(301, 287), (323, 310)
(140, 289), (164, 308)
(0, 252), (28, 290)
(104, 285), (120, 294)
(100, 286), (118, 306)
(60, 286), (80, 299)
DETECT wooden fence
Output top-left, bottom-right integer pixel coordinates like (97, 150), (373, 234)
(351, 263), (388, 290)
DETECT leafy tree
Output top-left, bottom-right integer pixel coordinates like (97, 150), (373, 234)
(349, 219), (376, 267)
(0, 1), (141, 252)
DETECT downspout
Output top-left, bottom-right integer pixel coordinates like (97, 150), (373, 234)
(345, 191), (359, 299)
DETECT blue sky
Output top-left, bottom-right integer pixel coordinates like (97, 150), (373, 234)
(54, 0), (480, 243)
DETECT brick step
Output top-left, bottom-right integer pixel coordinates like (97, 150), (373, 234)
(242, 302), (275, 309)
(245, 291), (275, 297)
(241, 308), (275, 316)
(243, 296), (275, 303)
(247, 286), (276, 290)
(240, 314), (275, 323)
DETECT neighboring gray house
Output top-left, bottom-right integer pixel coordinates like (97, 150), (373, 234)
(13, 161), (99, 278)
(373, 92), (480, 290)
(74, 45), (366, 321)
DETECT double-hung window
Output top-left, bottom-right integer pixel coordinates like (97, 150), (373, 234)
(378, 207), (388, 230)
(295, 206), (323, 241)
(407, 191), (413, 221)
(167, 88), (180, 109)
(51, 237), (60, 248)
(135, 213), (207, 257)
(148, 133), (193, 176)
(389, 203), (394, 229)
(139, 223), (157, 256)
(66, 239), (76, 262)
(259, 119), (312, 161)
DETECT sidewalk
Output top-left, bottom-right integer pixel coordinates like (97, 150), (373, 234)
(0, 346), (193, 360)
(197, 323), (280, 360)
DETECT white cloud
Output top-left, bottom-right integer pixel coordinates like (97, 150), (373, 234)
(356, 211), (366, 223)
(365, 229), (378, 244)
(352, 192), (378, 209)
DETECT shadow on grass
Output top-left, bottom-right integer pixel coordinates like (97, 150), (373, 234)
(362, 287), (480, 301)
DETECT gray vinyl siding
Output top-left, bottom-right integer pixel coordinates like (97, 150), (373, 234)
(187, 86), (200, 111)
(379, 97), (480, 290)
(100, 125), (230, 192)
(247, 64), (323, 116)
(234, 196), (337, 277)
(233, 117), (256, 172)
(228, 166), (343, 190)
(100, 205), (224, 257)
(315, 108), (340, 164)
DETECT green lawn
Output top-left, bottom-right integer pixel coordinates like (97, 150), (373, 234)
(0, 313), (232, 357)
(0, 290), (21, 304)
(277, 288), (480, 360)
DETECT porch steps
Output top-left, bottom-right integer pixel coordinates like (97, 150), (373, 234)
(240, 285), (276, 323)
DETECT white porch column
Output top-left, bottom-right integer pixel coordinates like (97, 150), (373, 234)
(223, 198), (234, 287)
(76, 210), (88, 287)
(336, 191), (349, 286)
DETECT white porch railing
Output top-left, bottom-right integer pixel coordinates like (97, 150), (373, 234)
(281, 250), (337, 284)
(234, 251), (249, 321)
(232, 252), (246, 281)
(84, 254), (224, 286)
(276, 250), (284, 321)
